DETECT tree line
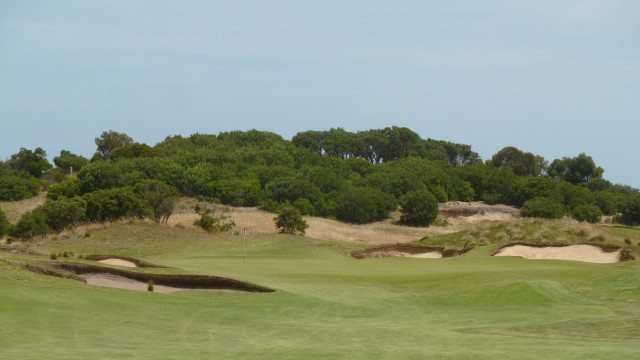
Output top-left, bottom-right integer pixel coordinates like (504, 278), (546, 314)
(1, 127), (639, 239)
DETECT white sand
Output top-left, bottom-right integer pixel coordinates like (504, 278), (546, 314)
(366, 250), (442, 258)
(408, 252), (443, 259)
(81, 274), (182, 293)
(96, 258), (137, 267)
(495, 244), (620, 263)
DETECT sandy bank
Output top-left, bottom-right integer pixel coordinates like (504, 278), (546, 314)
(494, 244), (621, 263)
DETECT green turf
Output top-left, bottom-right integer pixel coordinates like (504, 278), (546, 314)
(1, 223), (639, 359)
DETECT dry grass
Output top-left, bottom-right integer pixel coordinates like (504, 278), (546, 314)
(168, 198), (470, 244)
(0, 192), (47, 222)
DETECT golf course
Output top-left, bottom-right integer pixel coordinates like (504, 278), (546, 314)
(1, 207), (639, 359)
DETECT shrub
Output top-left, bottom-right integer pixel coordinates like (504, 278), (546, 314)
(292, 198), (315, 216)
(0, 208), (8, 238)
(193, 204), (236, 232)
(83, 187), (147, 222)
(40, 196), (87, 232)
(571, 204), (602, 223)
(10, 209), (50, 240)
(274, 205), (308, 234)
(428, 185), (448, 203)
(134, 180), (178, 223)
(0, 175), (41, 201)
(399, 190), (439, 227)
(213, 178), (263, 207)
(618, 196), (640, 226)
(335, 187), (395, 224)
(47, 178), (81, 200)
(520, 197), (565, 219)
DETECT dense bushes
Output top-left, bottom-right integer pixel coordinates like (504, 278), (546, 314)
(571, 204), (602, 223)
(618, 196), (640, 226)
(520, 198), (565, 219)
(0, 175), (41, 201)
(11, 209), (50, 239)
(83, 187), (146, 222)
(40, 196), (87, 232)
(0, 208), (8, 237)
(336, 187), (395, 224)
(399, 190), (439, 227)
(47, 178), (81, 200)
(2, 128), (639, 236)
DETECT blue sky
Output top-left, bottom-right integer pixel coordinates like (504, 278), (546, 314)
(1, 1), (639, 187)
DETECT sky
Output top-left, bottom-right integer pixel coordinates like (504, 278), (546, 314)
(1, 1), (639, 187)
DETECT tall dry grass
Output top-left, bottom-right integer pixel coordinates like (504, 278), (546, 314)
(168, 198), (466, 244)
(0, 192), (47, 222)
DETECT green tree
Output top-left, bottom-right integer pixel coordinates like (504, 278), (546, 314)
(53, 150), (89, 173)
(110, 143), (158, 159)
(618, 196), (640, 226)
(95, 130), (133, 159)
(520, 197), (565, 219)
(335, 187), (395, 224)
(292, 130), (325, 155)
(399, 190), (439, 227)
(489, 146), (546, 176)
(274, 205), (308, 234)
(548, 153), (604, 184)
(213, 178), (263, 207)
(5, 148), (52, 178)
(265, 177), (323, 211)
(134, 180), (178, 223)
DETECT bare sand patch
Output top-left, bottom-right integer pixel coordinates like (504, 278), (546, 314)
(494, 244), (621, 263)
(439, 201), (519, 223)
(409, 252), (443, 259)
(352, 245), (469, 259)
(81, 273), (182, 293)
(363, 250), (443, 258)
(96, 259), (137, 267)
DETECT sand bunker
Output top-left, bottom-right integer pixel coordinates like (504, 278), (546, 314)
(352, 245), (469, 259)
(365, 250), (442, 259)
(42, 261), (275, 293)
(82, 255), (162, 268)
(494, 244), (621, 263)
(82, 273), (184, 293)
(96, 258), (137, 267)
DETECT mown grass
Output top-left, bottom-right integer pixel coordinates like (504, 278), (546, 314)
(1, 220), (639, 359)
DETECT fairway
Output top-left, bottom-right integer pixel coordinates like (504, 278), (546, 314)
(1, 223), (639, 359)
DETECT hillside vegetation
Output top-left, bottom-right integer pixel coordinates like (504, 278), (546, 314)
(1, 127), (639, 241)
